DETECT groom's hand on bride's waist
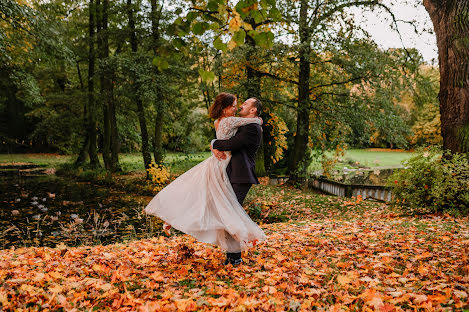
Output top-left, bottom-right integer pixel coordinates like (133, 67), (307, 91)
(213, 149), (226, 160)
(210, 144), (226, 160)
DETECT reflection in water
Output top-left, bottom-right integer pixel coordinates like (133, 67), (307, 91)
(0, 174), (162, 249)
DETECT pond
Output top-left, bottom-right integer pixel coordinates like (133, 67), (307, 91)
(0, 171), (162, 249)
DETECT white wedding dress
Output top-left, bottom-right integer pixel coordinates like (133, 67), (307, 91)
(144, 117), (266, 252)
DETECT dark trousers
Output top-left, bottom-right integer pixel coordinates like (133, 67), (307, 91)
(226, 183), (252, 260)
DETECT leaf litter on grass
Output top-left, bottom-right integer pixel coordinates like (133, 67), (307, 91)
(1, 184), (468, 311)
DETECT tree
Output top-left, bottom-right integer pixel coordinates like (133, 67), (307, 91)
(127, 0), (152, 174)
(423, 0), (469, 154)
(185, 0), (281, 176)
(87, 0), (100, 168)
(150, 0), (165, 165)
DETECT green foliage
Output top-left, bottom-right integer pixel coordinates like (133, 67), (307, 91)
(457, 124), (469, 153)
(389, 148), (469, 214)
(409, 66), (442, 146)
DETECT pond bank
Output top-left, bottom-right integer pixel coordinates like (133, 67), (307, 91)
(0, 171), (160, 249)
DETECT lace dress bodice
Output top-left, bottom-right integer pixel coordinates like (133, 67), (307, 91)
(215, 117), (262, 140)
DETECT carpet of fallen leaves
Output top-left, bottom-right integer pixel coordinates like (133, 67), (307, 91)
(1, 185), (469, 311)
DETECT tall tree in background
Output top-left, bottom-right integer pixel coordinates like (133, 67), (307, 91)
(96, 0), (120, 171)
(107, 0), (120, 172)
(87, 0), (100, 168)
(127, 0), (152, 174)
(151, 0), (165, 165)
(423, 0), (469, 154)
(289, 0), (311, 177)
(97, 0), (111, 169)
(285, 0), (414, 176)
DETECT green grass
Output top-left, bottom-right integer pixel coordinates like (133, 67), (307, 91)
(1, 149), (412, 175)
(0, 152), (212, 174)
(309, 148), (415, 172)
(340, 149), (415, 167)
(0, 153), (73, 167)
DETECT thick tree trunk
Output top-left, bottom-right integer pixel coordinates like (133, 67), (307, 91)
(423, 0), (469, 153)
(127, 0), (152, 175)
(289, 0), (311, 177)
(151, 0), (164, 165)
(87, 0), (100, 168)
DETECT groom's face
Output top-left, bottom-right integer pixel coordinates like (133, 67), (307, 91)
(238, 99), (256, 117)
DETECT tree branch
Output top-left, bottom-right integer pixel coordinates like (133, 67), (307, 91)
(254, 19), (274, 28)
(252, 68), (299, 85)
(310, 75), (367, 91)
(314, 92), (350, 101)
(309, 0), (379, 31)
(260, 97), (297, 110)
(189, 7), (217, 15)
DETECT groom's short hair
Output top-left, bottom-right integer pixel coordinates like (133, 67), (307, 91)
(251, 98), (262, 117)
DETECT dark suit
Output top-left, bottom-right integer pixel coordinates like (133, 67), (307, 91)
(213, 123), (262, 262)
(213, 123), (262, 185)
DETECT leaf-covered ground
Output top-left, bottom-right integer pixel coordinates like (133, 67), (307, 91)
(1, 185), (468, 311)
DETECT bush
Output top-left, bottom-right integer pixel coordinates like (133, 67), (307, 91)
(388, 148), (469, 214)
(146, 162), (170, 193)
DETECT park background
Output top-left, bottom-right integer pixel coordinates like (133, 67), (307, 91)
(1, 0), (468, 310)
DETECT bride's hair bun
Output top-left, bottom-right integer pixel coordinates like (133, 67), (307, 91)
(209, 92), (237, 119)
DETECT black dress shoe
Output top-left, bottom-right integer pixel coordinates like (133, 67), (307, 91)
(231, 258), (243, 266)
(224, 257), (243, 266)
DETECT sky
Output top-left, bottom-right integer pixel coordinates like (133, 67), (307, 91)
(349, 1), (438, 64)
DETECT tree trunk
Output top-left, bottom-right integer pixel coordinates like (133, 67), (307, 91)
(109, 74), (120, 171)
(87, 0), (100, 168)
(289, 0), (311, 178)
(74, 60), (89, 166)
(423, 0), (469, 153)
(127, 0), (152, 175)
(97, 0), (111, 170)
(245, 25), (266, 177)
(151, 0), (165, 165)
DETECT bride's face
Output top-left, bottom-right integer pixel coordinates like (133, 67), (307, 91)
(222, 98), (237, 117)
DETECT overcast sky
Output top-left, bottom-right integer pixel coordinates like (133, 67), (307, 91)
(349, 1), (438, 64)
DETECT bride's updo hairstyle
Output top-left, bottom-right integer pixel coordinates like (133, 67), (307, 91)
(209, 92), (237, 119)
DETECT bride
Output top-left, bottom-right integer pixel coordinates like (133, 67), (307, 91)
(144, 92), (266, 262)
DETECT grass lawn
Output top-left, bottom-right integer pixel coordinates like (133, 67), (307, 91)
(0, 152), (212, 175)
(0, 153), (73, 167)
(1, 149), (413, 175)
(340, 148), (415, 167)
(309, 148), (416, 172)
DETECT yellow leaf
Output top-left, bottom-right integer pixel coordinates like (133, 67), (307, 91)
(228, 14), (242, 32)
(228, 39), (237, 50)
(98, 283), (113, 291)
(337, 274), (351, 286)
(48, 284), (64, 294)
(48, 271), (63, 280)
(0, 290), (8, 306)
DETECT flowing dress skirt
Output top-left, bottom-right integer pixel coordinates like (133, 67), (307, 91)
(144, 154), (266, 252)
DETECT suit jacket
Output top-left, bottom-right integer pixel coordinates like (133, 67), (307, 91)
(213, 123), (262, 184)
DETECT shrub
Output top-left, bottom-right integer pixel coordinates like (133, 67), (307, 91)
(146, 162), (170, 193)
(389, 148), (469, 214)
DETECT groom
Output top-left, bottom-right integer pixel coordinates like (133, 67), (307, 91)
(211, 97), (263, 266)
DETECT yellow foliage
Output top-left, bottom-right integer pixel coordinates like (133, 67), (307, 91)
(228, 13), (242, 33)
(266, 112), (288, 164)
(146, 162), (170, 193)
